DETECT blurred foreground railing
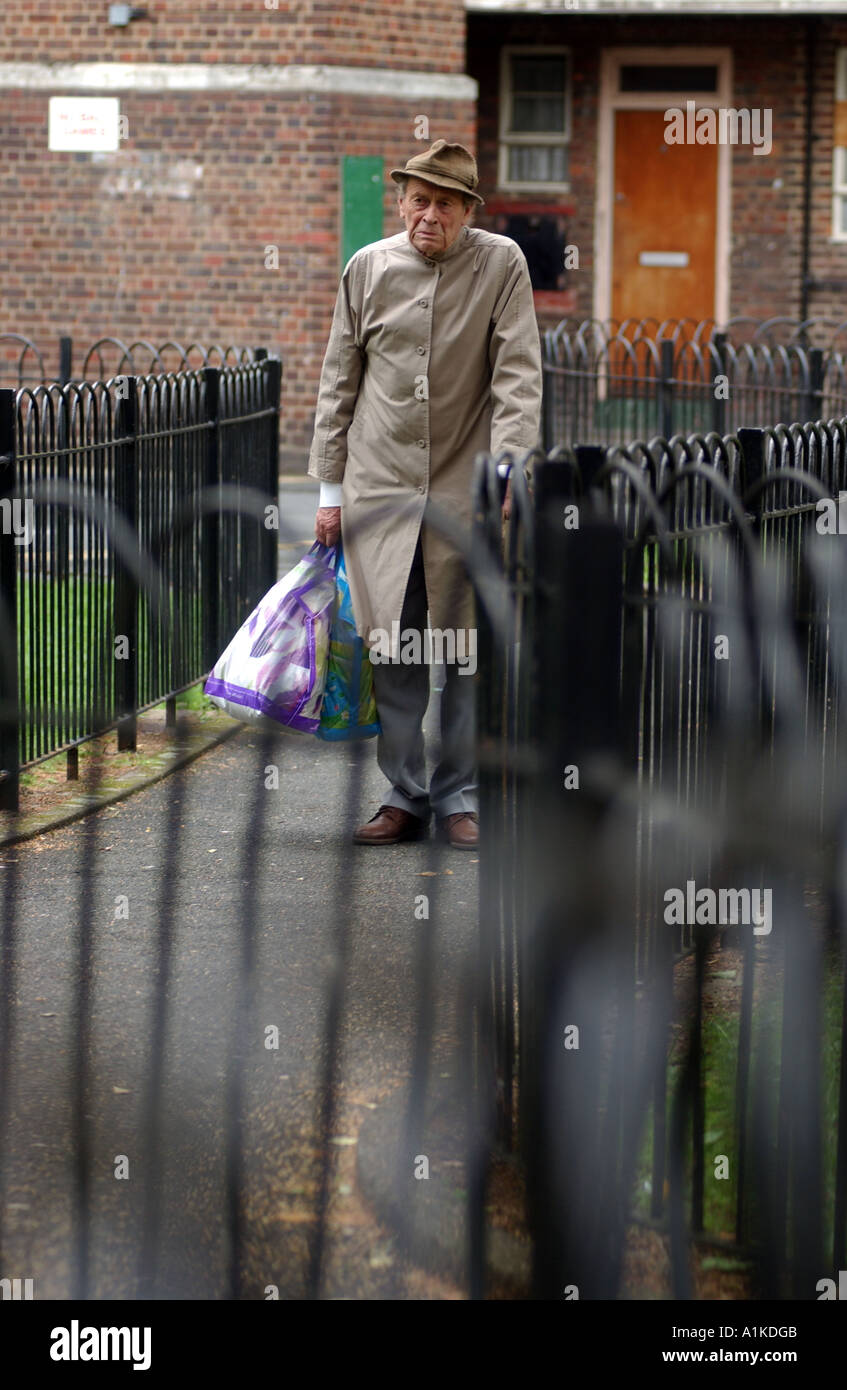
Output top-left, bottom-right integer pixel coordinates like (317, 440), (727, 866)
(3, 389), (847, 1303)
(474, 415), (847, 1297)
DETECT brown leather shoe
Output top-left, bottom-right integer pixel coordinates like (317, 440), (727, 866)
(436, 811), (479, 850)
(352, 805), (429, 845)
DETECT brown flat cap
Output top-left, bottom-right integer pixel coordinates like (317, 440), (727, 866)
(390, 139), (484, 205)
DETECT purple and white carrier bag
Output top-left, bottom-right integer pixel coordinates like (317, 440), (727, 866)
(204, 541), (337, 733)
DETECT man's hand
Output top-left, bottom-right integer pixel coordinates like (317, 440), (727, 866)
(315, 505), (341, 547)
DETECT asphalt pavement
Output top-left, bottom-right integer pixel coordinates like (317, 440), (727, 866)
(0, 479), (482, 1299)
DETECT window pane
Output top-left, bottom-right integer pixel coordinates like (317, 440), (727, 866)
(512, 94), (565, 133)
(619, 64), (718, 92)
(509, 144), (569, 184)
(501, 214), (567, 291)
(511, 56), (566, 93)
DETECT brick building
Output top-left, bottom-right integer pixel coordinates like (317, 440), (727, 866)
(469, 1), (847, 337)
(0, 0), (845, 467)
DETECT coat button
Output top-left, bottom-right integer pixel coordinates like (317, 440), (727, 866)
(416, 345), (425, 354)
(417, 439), (426, 448)
(417, 485), (425, 493)
(419, 299), (428, 307)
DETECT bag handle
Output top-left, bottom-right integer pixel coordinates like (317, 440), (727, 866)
(309, 538), (343, 572)
(307, 539), (339, 565)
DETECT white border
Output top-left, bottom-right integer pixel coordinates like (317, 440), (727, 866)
(594, 47), (732, 327)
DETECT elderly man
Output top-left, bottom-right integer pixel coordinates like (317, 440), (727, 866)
(308, 139), (542, 848)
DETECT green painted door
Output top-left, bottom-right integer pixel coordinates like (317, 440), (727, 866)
(341, 156), (385, 271)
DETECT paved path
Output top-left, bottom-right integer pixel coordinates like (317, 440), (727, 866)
(0, 658), (479, 1300)
(0, 474), (482, 1299)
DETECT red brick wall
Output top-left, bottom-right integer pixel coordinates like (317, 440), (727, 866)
(1, 95), (474, 461)
(468, 12), (847, 332)
(0, 2), (472, 464)
(10, 5), (845, 466)
(0, 0), (466, 72)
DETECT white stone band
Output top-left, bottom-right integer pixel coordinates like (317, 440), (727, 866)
(0, 62), (477, 100)
(468, 0), (843, 10)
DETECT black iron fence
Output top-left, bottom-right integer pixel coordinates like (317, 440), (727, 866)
(2, 386), (847, 1304)
(475, 414), (847, 1297)
(0, 356), (281, 808)
(0, 334), (265, 389)
(542, 316), (847, 449)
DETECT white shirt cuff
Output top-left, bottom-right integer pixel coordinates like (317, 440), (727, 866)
(319, 481), (343, 507)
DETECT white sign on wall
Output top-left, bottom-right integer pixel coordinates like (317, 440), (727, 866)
(48, 97), (120, 151)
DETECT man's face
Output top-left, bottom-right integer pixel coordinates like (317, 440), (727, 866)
(398, 177), (474, 258)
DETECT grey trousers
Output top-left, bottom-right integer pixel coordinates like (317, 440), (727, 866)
(371, 534), (478, 821)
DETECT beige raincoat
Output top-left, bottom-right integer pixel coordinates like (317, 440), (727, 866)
(307, 224), (543, 649)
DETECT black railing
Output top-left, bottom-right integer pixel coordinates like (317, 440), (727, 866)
(2, 393), (847, 1305)
(541, 317), (847, 449)
(475, 415), (847, 1297)
(0, 334), (264, 389)
(0, 486), (484, 1302)
(0, 356), (281, 808)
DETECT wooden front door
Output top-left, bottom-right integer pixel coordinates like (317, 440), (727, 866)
(611, 108), (718, 330)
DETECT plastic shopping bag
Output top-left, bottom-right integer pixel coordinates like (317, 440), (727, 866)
(204, 542), (336, 733)
(316, 541), (381, 742)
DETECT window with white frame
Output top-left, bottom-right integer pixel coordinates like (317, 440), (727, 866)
(834, 49), (847, 239)
(499, 47), (571, 190)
